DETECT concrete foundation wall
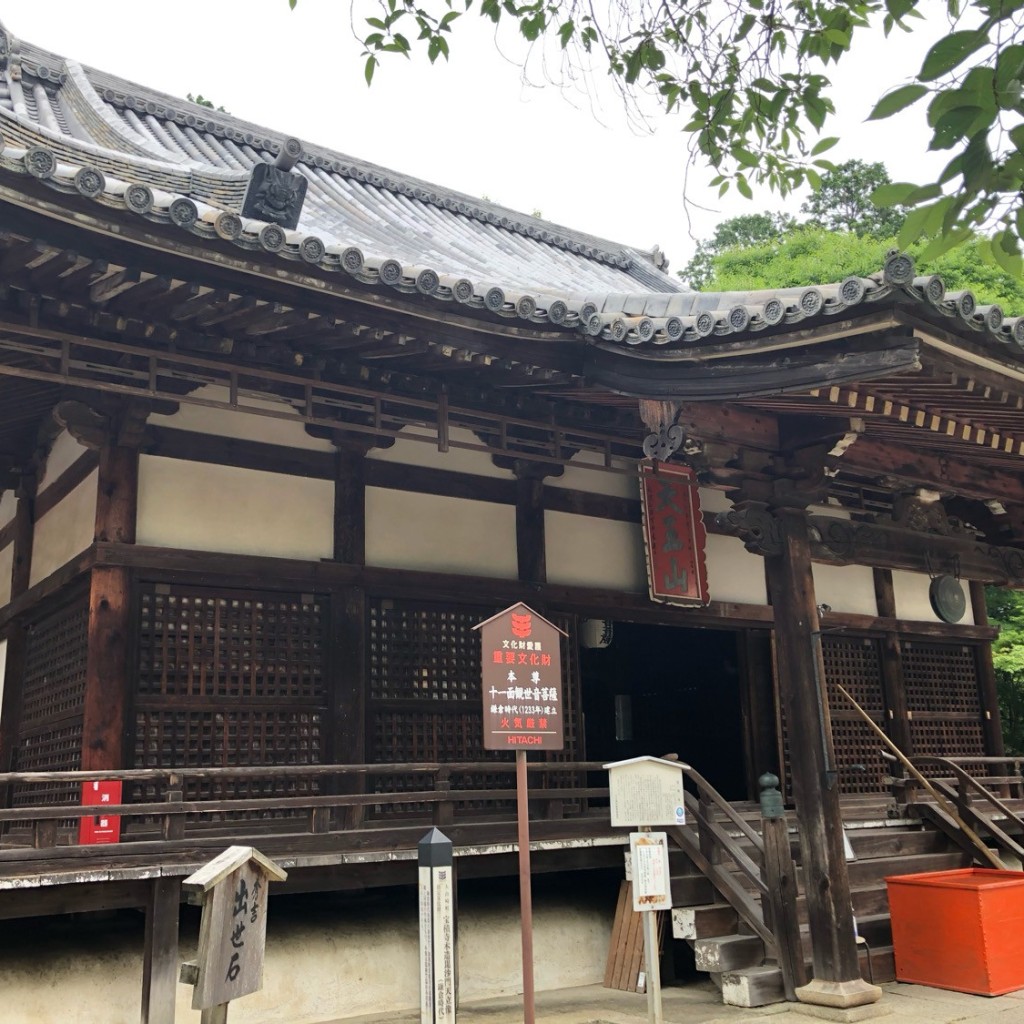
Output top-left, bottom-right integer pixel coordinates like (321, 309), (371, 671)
(0, 879), (614, 1024)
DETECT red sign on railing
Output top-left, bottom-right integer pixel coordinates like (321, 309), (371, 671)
(78, 779), (122, 845)
(639, 462), (710, 606)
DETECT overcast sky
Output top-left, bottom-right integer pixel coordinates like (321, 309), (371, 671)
(2, 0), (949, 272)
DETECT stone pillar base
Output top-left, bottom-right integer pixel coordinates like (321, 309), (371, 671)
(796, 978), (883, 1009)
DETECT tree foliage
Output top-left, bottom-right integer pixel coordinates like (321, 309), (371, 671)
(800, 159), (906, 237)
(987, 587), (1024, 756)
(681, 212), (797, 289)
(290, 0), (1024, 268)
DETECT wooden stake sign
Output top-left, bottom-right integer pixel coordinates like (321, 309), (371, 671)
(180, 846), (288, 1023)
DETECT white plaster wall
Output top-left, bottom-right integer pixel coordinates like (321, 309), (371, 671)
(38, 429), (90, 490)
(369, 426), (513, 479)
(137, 457), (333, 561)
(0, 488), (16, 529)
(147, 385), (336, 452)
(892, 569), (974, 625)
(698, 487), (733, 515)
(704, 534), (768, 605)
(812, 562), (879, 617)
(545, 512), (647, 592)
(0, 543), (12, 608)
(365, 488), (518, 577)
(0, 884), (612, 1024)
(30, 469), (97, 587)
(547, 451), (637, 498)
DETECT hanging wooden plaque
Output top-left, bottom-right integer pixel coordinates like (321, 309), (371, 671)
(639, 462), (710, 606)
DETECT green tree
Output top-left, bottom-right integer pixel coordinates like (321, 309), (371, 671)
(681, 212), (797, 289)
(297, 0), (1024, 270)
(801, 160), (906, 237)
(987, 588), (1024, 756)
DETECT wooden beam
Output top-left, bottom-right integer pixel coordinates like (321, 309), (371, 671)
(81, 438), (139, 771)
(334, 446), (367, 566)
(515, 463), (549, 585)
(330, 587), (367, 828)
(839, 436), (1024, 506)
(80, 565), (131, 771)
(872, 569), (913, 756)
(676, 402), (780, 452)
(970, 580), (1005, 757)
(141, 877), (181, 1024)
(762, 508), (864, 994)
(1, 476), (35, 773)
(34, 450), (100, 520)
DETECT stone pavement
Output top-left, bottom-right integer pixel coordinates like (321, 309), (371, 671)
(328, 980), (1024, 1024)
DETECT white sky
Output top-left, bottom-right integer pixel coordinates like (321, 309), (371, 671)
(1, 0), (950, 272)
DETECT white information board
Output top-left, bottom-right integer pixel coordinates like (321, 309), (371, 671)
(605, 756), (686, 828)
(630, 832), (672, 912)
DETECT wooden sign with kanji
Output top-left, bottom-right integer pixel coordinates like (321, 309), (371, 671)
(180, 846), (288, 1015)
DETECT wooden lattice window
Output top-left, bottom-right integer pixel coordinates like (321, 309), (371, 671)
(13, 594), (89, 805)
(132, 583), (328, 810)
(903, 641), (985, 771)
(367, 598), (581, 816)
(778, 636), (889, 797)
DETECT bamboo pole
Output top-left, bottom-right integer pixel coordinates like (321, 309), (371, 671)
(834, 683), (1003, 869)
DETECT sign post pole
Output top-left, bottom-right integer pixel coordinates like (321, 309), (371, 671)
(474, 602), (566, 1024)
(516, 749), (536, 1024)
(418, 828), (455, 1024)
(638, 826), (664, 1024)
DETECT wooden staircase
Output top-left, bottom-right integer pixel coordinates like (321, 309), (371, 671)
(660, 792), (972, 1007)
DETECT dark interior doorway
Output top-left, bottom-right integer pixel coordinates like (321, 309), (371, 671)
(581, 622), (748, 801)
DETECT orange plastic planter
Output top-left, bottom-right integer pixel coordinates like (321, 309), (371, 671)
(886, 868), (1024, 996)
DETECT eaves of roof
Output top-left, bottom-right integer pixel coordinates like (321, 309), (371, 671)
(0, 24), (1022, 378)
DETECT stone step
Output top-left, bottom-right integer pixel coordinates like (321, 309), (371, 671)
(671, 902), (738, 940)
(693, 933), (765, 973)
(720, 964), (785, 1008)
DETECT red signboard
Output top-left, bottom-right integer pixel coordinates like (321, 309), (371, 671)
(639, 462), (710, 606)
(475, 603), (566, 751)
(78, 779), (122, 845)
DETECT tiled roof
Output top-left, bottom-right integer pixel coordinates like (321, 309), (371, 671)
(1, 21), (1024, 361)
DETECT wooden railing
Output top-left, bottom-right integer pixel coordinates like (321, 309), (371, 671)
(888, 754), (1024, 866)
(0, 761), (610, 854)
(667, 765), (804, 999)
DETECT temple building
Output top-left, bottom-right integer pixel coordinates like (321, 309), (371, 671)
(0, 15), (1022, 1023)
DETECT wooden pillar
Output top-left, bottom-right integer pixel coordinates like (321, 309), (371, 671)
(763, 507), (880, 1009)
(0, 473), (35, 774)
(141, 877), (181, 1024)
(738, 630), (780, 798)
(333, 444), (367, 566)
(872, 569), (913, 755)
(331, 441), (369, 823)
(970, 580), (1005, 757)
(81, 443), (138, 772)
(513, 461), (550, 585)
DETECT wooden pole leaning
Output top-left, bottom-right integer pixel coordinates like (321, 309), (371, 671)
(834, 683), (1002, 869)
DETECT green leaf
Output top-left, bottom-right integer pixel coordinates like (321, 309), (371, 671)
(992, 230), (1023, 277)
(917, 226), (973, 261)
(737, 175), (753, 199)
(920, 30), (989, 82)
(868, 84), (929, 120)
(364, 55), (378, 85)
(810, 136), (840, 156)
(871, 181), (919, 207)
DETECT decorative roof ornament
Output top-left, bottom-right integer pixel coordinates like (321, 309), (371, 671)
(240, 136), (308, 231)
(0, 20), (10, 70)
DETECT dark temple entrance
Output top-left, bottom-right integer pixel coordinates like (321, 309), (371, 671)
(581, 622), (748, 800)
